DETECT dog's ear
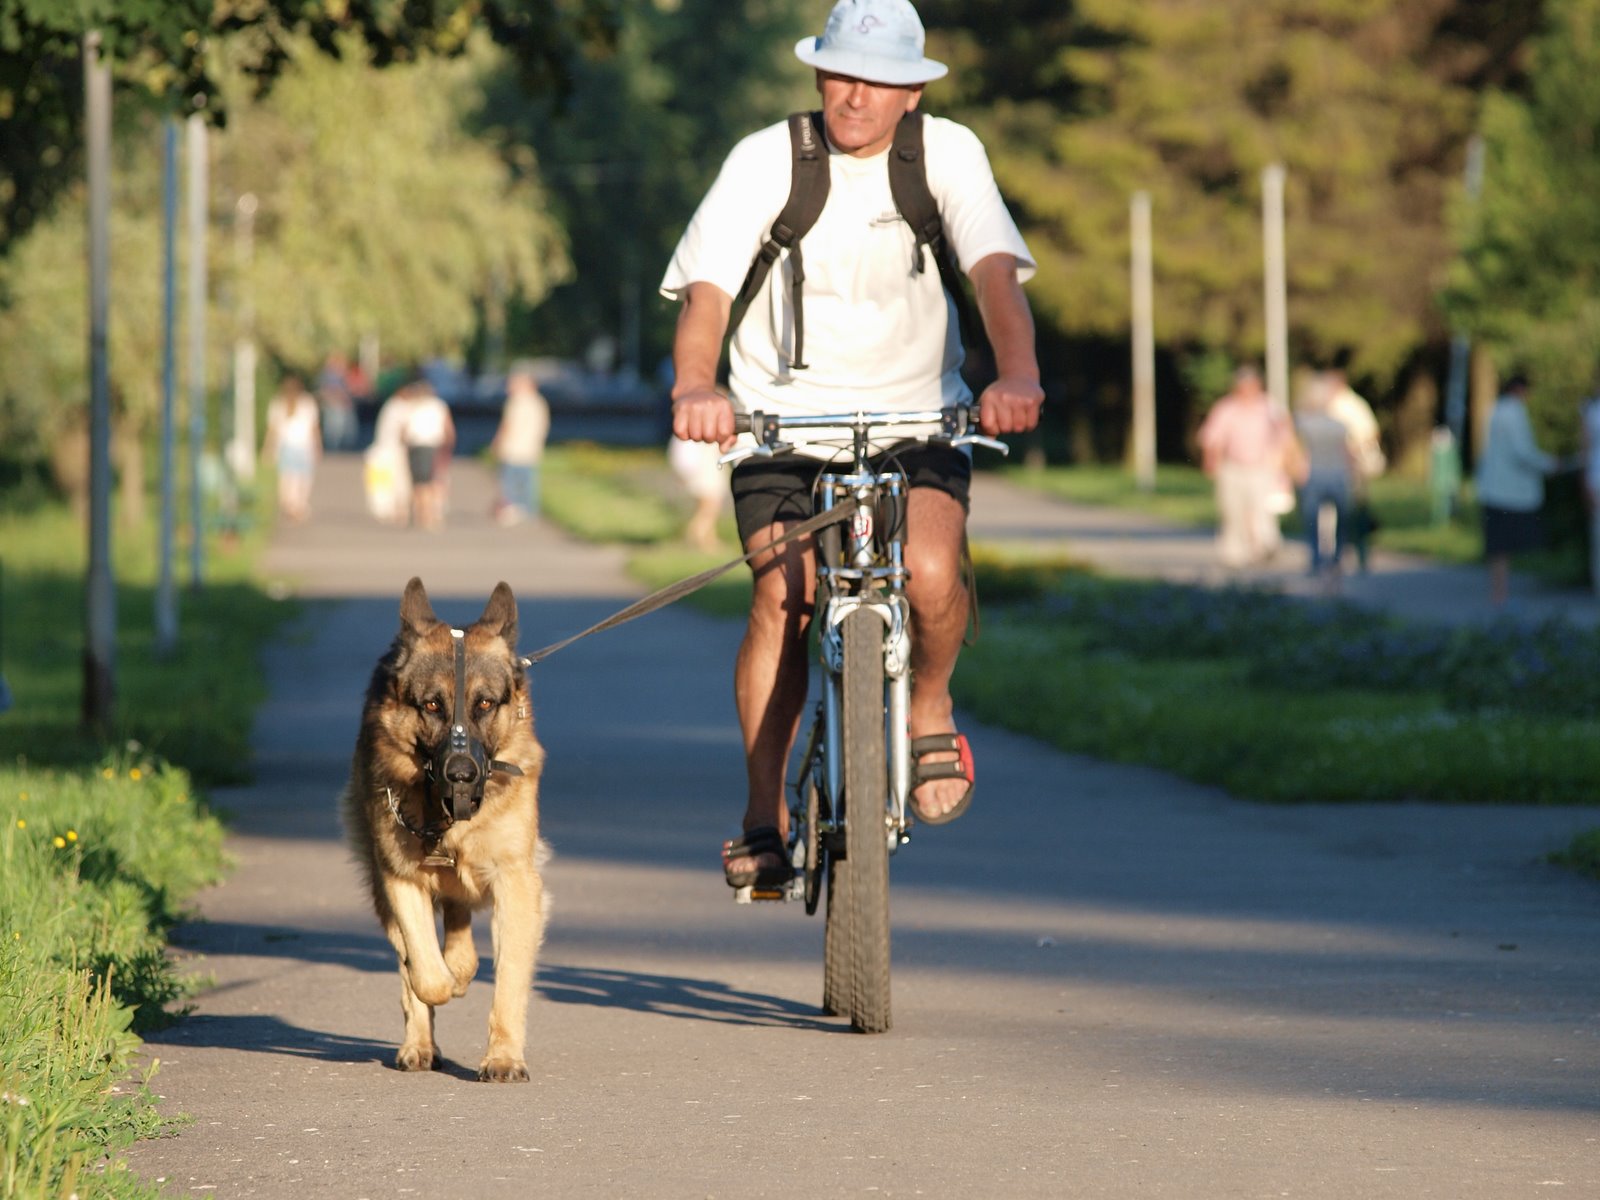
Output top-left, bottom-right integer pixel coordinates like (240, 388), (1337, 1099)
(476, 581), (518, 646)
(399, 577), (438, 636)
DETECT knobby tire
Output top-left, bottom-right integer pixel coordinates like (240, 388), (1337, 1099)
(839, 606), (891, 1033)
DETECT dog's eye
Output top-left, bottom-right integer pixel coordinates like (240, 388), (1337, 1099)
(422, 698), (442, 714)
(475, 697), (496, 713)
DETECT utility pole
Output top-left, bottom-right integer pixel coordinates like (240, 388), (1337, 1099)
(1262, 164), (1289, 411)
(229, 192), (257, 486)
(1444, 135), (1485, 449)
(156, 117), (179, 655)
(186, 112), (208, 589)
(1129, 190), (1156, 491)
(82, 31), (115, 732)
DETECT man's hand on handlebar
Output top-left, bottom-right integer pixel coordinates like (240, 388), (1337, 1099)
(672, 385), (737, 449)
(977, 375), (1045, 436)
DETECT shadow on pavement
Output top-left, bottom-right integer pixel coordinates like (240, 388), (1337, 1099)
(536, 964), (843, 1033)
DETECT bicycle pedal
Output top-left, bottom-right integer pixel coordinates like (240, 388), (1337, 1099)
(733, 882), (798, 905)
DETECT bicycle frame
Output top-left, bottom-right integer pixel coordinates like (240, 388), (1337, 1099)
(725, 407), (1005, 880)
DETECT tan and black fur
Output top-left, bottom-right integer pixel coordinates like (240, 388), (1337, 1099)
(342, 578), (547, 1082)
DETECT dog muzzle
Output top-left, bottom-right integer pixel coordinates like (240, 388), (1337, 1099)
(424, 628), (523, 825)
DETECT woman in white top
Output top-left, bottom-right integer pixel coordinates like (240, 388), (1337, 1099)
(262, 375), (321, 523)
(1476, 374), (1557, 608)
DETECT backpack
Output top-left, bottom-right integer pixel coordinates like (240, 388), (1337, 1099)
(724, 110), (980, 373)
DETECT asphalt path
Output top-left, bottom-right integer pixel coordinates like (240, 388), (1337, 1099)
(128, 455), (1600, 1198)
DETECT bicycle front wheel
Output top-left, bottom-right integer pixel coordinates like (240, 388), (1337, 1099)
(838, 605), (891, 1033)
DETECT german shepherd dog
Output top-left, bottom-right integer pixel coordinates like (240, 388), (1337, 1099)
(343, 578), (547, 1082)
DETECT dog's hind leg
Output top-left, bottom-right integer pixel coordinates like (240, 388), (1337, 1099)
(480, 865), (546, 1082)
(441, 899), (477, 997)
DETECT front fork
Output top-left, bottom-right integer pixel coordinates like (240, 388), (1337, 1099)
(816, 591), (913, 850)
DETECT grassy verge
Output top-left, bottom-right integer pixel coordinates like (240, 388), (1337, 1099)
(0, 482), (290, 1198)
(1550, 829), (1600, 881)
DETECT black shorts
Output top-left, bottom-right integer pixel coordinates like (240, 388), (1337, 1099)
(729, 442), (971, 546)
(1481, 504), (1542, 557)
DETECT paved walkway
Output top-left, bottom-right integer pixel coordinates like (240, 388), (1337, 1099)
(969, 472), (1600, 628)
(126, 454), (1600, 1198)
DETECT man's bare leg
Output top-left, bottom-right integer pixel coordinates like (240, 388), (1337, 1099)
(725, 524), (815, 877)
(903, 489), (974, 821)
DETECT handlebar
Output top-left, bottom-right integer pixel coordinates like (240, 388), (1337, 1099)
(731, 406), (1001, 452)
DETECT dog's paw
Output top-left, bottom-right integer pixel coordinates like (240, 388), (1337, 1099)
(477, 1055), (530, 1083)
(395, 1043), (438, 1073)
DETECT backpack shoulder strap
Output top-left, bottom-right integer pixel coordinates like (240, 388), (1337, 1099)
(888, 113), (985, 362)
(724, 111), (830, 372)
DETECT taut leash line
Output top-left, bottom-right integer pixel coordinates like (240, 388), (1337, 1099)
(521, 496), (860, 666)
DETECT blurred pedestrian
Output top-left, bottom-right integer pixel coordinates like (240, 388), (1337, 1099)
(1322, 363), (1386, 571)
(364, 385), (413, 523)
(668, 435), (727, 552)
(1195, 365), (1295, 568)
(491, 362), (551, 525)
(399, 378), (455, 531)
(1294, 378), (1357, 592)
(1476, 373), (1557, 609)
(262, 374), (321, 523)
(316, 352), (358, 451)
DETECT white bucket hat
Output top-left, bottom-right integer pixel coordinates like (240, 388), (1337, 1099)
(794, 0), (948, 86)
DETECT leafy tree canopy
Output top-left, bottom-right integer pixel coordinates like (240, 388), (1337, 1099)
(0, 0), (618, 254)
(922, 0), (1539, 390)
(1445, 0), (1600, 437)
(0, 33), (567, 458)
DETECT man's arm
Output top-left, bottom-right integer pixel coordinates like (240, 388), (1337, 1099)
(670, 281), (736, 446)
(968, 252), (1044, 436)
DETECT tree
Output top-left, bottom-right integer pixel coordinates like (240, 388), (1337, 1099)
(0, 0), (618, 256)
(919, 0), (1540, 445)
(1445, 0), (1600, 447)
(0, 35), (568, 496)
(481, 0), (815, 368)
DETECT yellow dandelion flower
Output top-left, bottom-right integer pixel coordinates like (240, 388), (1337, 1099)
(14, 819), (24, 830)
(101, 768), (113, 780)
(66, 830), (78, 842)
(130, 768), (142, 781)
(52, 836), (65, 849)
(11, 932), (17, 941)
(17, 792), (26, 802)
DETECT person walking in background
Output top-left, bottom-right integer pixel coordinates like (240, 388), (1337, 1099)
(399, 377), (455, 531)
(316, 352), (358, 451)
(1478, 373), (1557, 609)
(1294, 379), (1357, 593)
(1322, 361), (1386, 571)
(364, 384), (414, 523)
(491, 362), (551, 526)
(261, 374), (321, 523)
(668, 434), (727, 552)
(1196, 365), (1294, 568)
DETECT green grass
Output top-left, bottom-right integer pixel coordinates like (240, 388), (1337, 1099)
(954, 613), (1600, 805)
(0, 478), (287, 1198)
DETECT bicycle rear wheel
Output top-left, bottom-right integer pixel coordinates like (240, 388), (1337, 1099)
(838, 606), (891, 1033)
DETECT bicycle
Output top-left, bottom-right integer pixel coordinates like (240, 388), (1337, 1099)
(723, 406), (1006, 1033)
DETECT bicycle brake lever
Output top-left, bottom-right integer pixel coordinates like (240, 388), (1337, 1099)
(948, 434), (1011, 456)
(718, 441), (792, 467)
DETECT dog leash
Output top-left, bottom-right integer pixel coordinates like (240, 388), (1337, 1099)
(520, 496), (860, 666)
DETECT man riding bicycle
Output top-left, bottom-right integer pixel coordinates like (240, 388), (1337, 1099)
(661, 0), (1044, 889)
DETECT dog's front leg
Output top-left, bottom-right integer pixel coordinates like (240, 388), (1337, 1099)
(382, 872), (456, 1006)
(441, 899), (477, 997)
(480, 865), (545, 1082)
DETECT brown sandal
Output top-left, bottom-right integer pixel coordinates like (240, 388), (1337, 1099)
(908, 733), (975, 826)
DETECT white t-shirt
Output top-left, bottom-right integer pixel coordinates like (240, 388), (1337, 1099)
(660, 115), (1033, 449)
